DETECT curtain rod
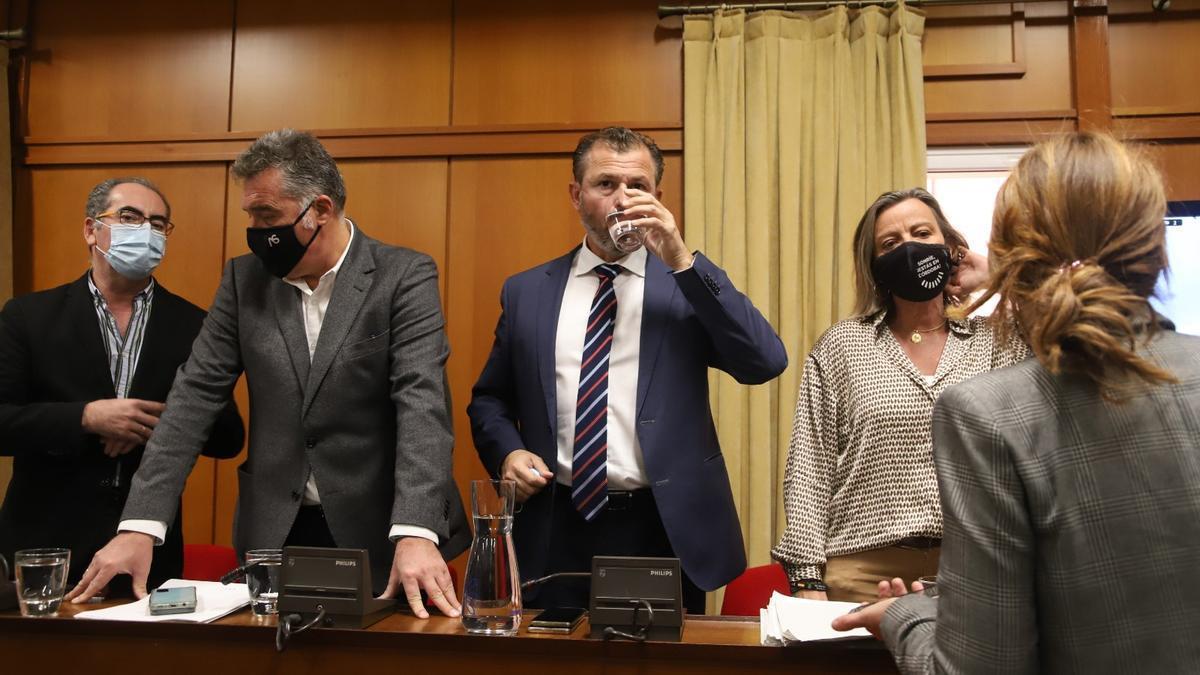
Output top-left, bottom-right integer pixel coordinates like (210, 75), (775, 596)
(0, 27), (25, 46)
(659, 0), (1064, 18)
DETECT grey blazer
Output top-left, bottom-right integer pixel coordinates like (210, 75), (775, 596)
(123, 228), (469, 587)
(882, 327), (1200, 674)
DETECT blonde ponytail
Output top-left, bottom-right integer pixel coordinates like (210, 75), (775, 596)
(967, 133), (1176, 396)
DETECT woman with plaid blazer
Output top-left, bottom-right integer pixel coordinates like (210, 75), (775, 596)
(836, 132), (1200, 673)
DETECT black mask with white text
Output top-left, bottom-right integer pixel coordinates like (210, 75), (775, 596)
(872, 241), (951, 302)
(246, 201), (321, 279)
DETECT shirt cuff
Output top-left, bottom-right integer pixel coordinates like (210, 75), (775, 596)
(784, 563), (826, 592)
(118, 519), (167, 546)
(389, 524), (439, 545)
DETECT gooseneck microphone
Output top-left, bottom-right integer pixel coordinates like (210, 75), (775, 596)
(519, 571), (591, 590)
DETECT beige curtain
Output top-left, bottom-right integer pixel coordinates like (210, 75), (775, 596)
(682, 5), (926, 608)
(0, 47), (12, 500)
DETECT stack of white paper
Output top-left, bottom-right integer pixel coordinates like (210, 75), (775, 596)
(75, 578), (251, 623)
(760, 591), (871, 645)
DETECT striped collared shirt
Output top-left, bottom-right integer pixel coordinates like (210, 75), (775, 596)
(86, 272), (155, 398)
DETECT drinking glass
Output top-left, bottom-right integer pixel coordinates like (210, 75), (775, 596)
(606, 210), (644, 253)
(15, 548), (70, 617)
(245, 548), (282, 615)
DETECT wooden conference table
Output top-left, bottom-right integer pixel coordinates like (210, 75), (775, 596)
(0, 602), (898, 674)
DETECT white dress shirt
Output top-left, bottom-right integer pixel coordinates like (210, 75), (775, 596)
(554, 240), (649, 490)
(121, 220), (436, 545)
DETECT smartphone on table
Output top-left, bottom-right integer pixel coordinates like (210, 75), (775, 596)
(527, 606), (586, 634)
(148, 586), (197, 616)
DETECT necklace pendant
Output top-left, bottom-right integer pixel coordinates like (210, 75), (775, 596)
(910, 331), (922, 344)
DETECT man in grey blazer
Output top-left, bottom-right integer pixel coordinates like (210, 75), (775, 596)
(68, 129), (469, 618)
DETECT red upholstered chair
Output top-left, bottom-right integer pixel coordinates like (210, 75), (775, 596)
(720, 563), (791, 616)
(182, 544), (239, 582)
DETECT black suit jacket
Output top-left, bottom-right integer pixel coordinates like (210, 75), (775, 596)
(0, 273), (244, 592)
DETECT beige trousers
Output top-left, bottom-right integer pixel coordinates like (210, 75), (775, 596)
(824, 545), (941, 603)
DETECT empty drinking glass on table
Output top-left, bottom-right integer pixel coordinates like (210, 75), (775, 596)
(462, 479), (521, 636)
(245, 548), (282, 615)
(15, 548), (70, 617)
(606, 210), (644, 253)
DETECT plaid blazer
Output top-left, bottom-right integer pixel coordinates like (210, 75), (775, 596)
(881, 327), (1200, 674)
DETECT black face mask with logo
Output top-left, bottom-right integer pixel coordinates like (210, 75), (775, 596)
(872, 241), (952, 302)
(246, 201), (321, 279)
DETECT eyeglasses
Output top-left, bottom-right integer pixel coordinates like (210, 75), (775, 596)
(94, 207), (175, 237)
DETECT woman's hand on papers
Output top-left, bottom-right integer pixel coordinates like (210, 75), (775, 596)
(830, 577), (921, 639)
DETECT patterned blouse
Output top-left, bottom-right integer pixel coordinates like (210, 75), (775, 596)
(771, 311), (1030, 590)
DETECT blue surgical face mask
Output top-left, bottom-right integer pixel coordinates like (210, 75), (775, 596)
(95, 222), (167, 280)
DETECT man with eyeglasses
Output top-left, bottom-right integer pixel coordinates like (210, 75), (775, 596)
(68, 131), (470, 618)
(0, 178), (245, 596)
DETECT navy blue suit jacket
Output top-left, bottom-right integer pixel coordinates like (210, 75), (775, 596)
(468, 248), (787, 591)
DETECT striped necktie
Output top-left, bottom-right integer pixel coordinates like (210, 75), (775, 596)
(572, 263), (622, 521)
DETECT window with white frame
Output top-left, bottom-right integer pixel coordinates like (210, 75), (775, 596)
(926, 146), (1027, 258)
(926, 147), (1027, 314)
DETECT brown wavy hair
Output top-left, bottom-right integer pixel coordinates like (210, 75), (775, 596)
(963, 132), (1176, 394)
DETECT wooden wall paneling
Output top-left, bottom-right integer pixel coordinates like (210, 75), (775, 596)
(213, 159), (451, 548)
(452, 0), (682, 127)
(23, 126), (685, 166)
(24, 0), (234, 139)
(1146, 141), (1200, 201)
(1071, 0), (1113, 132)
(1108, 0), (1200, 115)
(1115, 114), (1200, 141)
(923, 3), (1027, 79)
(18, 168), (85, 292)
(926, 111), (1076, 145)
(20, 164), (232, 546)
(229, 0), (452, 132)
(443, 151), (681, 569)
(924, 9), (1074, 116)
(336, 159), (449, 297)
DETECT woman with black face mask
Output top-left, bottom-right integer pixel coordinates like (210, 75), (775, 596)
(770, 188), (1030, 603)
